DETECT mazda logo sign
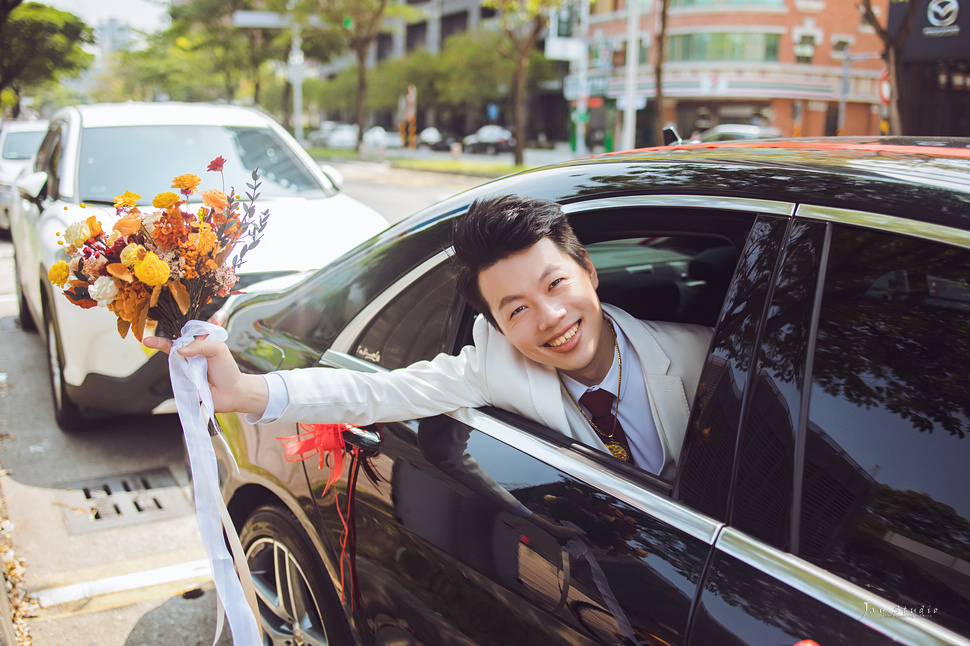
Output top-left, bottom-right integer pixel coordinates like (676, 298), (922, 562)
(928, 0), (959, 27)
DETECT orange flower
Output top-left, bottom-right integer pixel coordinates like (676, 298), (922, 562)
(171, 174), (202, 194)
(201, 189), (229, 211)
(113, 211), (143, 236)
(113, 190), (141, 208)
(85, 215), (103, 240)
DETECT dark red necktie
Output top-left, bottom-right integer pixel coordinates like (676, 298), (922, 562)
(579, 388), (633, 463)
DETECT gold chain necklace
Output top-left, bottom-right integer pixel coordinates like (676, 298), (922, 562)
(559, 319), (627, 461)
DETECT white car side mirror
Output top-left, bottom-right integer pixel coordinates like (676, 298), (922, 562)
(320, 164), (343, 191)
(17, 171), (48, 202)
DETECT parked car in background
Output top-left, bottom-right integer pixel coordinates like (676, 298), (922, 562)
(688, 123), (782, 142)
(462, 124), (514, 154)
(214, 138), (970, 646)
(0, 119), (48, 232)
(307, 121), (337, 147)
(9, 102), (389, 430)
(364, 125), (403, 149)
(324, 123), (359, 149)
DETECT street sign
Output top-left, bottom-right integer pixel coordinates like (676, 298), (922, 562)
(879, 68), (891, 105)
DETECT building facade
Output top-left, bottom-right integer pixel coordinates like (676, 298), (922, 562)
(579, 0), (890, 146)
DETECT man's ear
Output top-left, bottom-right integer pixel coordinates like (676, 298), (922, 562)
(582, 249), (599, 289)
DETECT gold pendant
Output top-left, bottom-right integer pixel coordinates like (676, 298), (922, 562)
(606, 441), (630, 462)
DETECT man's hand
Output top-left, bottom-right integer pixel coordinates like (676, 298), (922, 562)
(143, 335), (269, 416)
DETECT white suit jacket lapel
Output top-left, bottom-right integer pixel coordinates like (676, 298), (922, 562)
(604, 305), (691, 467)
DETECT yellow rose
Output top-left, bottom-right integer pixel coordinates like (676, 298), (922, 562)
(48, 260), (71, 287)
(134, 252), (171, 287)
(120, 243), (145, 268)
(153, 192), (181, 209)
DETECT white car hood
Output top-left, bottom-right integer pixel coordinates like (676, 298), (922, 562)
(231, 193), (388, 276)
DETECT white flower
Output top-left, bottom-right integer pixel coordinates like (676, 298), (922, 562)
(89, 276), (119, 307)
(64, 221), (91, 247)
(142, 210), (163, 234)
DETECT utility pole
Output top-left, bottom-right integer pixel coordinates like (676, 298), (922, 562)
(574, 0), (590, 157)
(233, 6), (322, 146)
(621, 0), (641, 151)
(838, 45), (882, 135)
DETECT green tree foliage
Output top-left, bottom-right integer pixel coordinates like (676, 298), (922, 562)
(0, 2), (93, 112)
(483, 0), (564, 164)
(435, 29), (513, 122)
(302, 0), (395, 147)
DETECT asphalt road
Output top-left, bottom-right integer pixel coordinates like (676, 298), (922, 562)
(0, 161), (487, 645)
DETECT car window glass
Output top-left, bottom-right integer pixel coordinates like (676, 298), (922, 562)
(354, 261), (461, 370)
(730, 219), (825, 548)
(677, 215), (789, 520)
(77, 125), (327, 205)
(587, 235), (738, 328)
(2, 130), (45, 160)
(800, 225), (970, 637)
(36, 124), (65, 201)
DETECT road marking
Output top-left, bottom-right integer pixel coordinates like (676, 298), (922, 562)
(34, 559), (211, 607)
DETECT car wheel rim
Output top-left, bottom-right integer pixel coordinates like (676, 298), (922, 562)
(246, 537), (330, 646)
(47, 319), (63, 411)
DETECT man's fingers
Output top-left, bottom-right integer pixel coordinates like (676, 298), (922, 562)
(143, 336), (172, 354)
(143, 336), (220, 358)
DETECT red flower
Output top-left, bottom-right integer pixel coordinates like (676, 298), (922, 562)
(207, 156), (226, 172)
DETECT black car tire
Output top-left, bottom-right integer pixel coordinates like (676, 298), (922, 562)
(240, 505), (353, 646)
(44, 306), (84, 431)
(13, 255), (36, 332)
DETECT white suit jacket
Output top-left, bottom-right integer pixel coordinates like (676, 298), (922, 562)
(273, 303), (712, 475)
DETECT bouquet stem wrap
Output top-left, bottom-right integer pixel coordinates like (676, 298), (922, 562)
(169, 320), (261, 645)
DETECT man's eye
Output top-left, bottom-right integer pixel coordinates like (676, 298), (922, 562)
(510, 305), (526, 319)
(550, 278), (564, 290)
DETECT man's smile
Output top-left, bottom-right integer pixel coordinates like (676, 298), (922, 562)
(546, 321), (580, 348)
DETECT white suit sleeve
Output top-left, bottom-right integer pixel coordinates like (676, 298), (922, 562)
(266, 328), (494, 427)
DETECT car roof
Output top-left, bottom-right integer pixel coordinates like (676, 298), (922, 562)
(60, 102), (274, 128)
(393, 138), (970, 241)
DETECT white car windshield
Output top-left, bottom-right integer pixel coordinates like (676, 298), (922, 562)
(77, 125), (329, 205)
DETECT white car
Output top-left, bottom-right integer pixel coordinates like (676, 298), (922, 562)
(10, 102), (390, 430)
(0, 119), (48, 232)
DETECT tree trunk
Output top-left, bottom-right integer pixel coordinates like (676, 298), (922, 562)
(512, 50), (528, 166)
(653, 0), (670, 145)
(886, 46), (903, 135)
(355, 46), (368, 150)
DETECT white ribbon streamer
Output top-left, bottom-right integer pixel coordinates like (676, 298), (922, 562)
(169, 320), (262, 645)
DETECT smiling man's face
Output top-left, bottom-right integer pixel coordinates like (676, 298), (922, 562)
(478, 237), (614, 386)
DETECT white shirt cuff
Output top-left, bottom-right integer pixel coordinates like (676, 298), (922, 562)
(245, 373), (288, 424)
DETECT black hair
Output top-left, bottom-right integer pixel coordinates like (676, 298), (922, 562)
(451, 195), (588, 328)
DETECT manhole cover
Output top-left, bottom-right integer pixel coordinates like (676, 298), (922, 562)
(56, 467), (194, 534)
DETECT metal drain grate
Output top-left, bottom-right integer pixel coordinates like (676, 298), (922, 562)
(56, 467), (194, 534)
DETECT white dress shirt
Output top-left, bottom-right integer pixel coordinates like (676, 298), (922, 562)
(558, 317), (664, 474)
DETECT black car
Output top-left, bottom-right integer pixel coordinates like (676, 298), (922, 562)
(214, 139), (970, 646)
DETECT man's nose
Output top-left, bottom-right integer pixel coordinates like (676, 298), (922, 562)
(537, 298), (567, 329)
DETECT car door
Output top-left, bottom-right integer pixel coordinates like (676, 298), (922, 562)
(684, 209), (970, 644)
(304, 197), (784, 645)
(12, 117), (67, 323)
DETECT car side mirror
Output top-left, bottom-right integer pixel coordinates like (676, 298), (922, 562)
(320, 164), (343, 191)
(663, 127), (683, 146)
(17, 171), (48, 206)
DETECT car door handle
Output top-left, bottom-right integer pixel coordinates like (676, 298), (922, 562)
(342, 425), (381, 454)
